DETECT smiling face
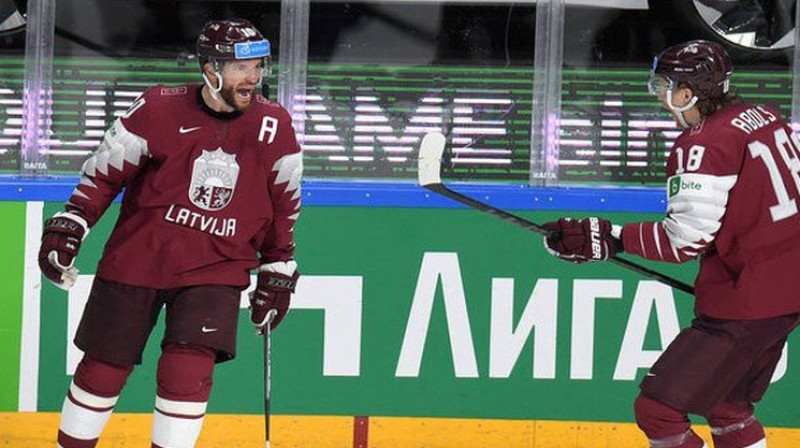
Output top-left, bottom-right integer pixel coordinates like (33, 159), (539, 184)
(202, 58), (265, 113)
(219, 59), (265, 111)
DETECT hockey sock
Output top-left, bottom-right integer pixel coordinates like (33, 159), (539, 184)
(634, 394), (706, 448)
(57, 355), (133, 448)
(708, 401), (765, 448)
(710, 419), (765, 448)
(151, 342), (216, 448)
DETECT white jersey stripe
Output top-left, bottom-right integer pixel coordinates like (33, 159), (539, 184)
(638, 223), (647, 258)
(69, 382), (119, 409)
(670, 236), (682, 261)
(652, 222), (663, 259)
(152, 408), (204, 448)
(60, 392), (113, 439)
(155, 396), (207, 416)
(71, 189), (90, 200)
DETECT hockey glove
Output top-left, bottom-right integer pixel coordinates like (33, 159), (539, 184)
(249, 260), (299, 333)
(38, 212), (89, 290)
(543, 217), (622, 263)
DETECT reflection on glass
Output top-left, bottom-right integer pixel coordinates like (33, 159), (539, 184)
(559, 2), (792, 186)
(0, 1), (792, 188)
(695, 0), (795, 51)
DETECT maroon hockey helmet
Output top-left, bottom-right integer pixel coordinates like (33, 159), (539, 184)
(648, 40), (733, 100)
(196, 18), (271, 67)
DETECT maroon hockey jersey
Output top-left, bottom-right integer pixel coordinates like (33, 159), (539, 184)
(66, 84), (302, 288)
(622, 103), (800, 319)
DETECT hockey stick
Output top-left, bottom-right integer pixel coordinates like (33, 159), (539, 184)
(417, 132), (695, 295)
(263, 309), (278, 448)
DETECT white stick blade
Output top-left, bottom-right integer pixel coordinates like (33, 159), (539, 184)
(418, 132), (446, 186)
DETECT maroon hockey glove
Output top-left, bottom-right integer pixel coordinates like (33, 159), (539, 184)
(543, 217), (622, 263)
(38, 212), (89, 290)
(249, 262), (300, 333)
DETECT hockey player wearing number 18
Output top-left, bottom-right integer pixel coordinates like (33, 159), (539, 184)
(37, 19), (302, 448)
(543, 40), (800, 448)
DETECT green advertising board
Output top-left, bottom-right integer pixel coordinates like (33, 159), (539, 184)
(0, 201), (26, 411)
(3, 201), (794, 429)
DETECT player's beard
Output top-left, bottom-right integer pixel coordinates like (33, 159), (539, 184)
(220, 83), (255, 112)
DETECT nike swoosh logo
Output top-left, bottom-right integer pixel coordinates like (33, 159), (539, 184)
(179, 126), (202, 134)
(201, 326), (218, 333)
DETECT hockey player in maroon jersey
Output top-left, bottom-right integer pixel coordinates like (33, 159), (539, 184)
(37, 19), (302, 448)
(543, 40), (800, 448)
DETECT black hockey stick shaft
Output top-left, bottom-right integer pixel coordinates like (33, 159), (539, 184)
(424, 182), (694, 295)
(263, 310), (277, 448)
(425, 183), (556, 238)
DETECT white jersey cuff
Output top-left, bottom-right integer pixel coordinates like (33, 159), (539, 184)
(258, 259), (298, 276)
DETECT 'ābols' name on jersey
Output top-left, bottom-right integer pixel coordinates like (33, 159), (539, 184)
(730, 106), (777, 134)
(164, 204), (237, 237)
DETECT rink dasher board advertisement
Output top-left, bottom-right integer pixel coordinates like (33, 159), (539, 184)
(3, 199), (800, 428)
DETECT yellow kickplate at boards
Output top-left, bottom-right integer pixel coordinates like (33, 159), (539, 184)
(0, 413), (352, 448)
(3, 412), (800, 448)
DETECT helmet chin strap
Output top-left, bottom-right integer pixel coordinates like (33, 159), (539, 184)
(201, 60), (235, 110)
(202, 71), (223, 99)
(665, 89), (698, 129)
(201, 71), (238, 112)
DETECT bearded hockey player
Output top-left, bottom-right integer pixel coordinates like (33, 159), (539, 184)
(543, 40), (800, 448)
(38, 18), (302, 448)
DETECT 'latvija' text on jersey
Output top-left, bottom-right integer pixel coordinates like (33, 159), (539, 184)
(66, 84), (302, 288)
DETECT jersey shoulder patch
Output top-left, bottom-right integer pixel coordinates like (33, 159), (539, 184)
(135, 84), (193, 114)
(160, 86), (188, 96)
